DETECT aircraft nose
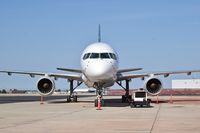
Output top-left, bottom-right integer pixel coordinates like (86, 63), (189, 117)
(86, 61), (112, 80)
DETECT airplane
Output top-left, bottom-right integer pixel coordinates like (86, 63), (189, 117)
(1, 25), (200, 106)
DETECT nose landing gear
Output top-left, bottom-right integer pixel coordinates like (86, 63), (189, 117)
(94, 91), (105, 107)
(94, 83), (105, 107)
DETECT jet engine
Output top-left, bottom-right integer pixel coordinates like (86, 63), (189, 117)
(37, 76), (55, 96)
(144, 77), (162, 95)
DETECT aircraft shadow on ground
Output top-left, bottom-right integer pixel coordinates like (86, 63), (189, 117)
(103, 98), (130, 107)
(103, 99), (155, 108)
(30, 97), (170, 108)
(48, 98), (130, 107)
(48, 100), (94, 104)
(1, 95), (200, 106)
(46, 97), (128, 107)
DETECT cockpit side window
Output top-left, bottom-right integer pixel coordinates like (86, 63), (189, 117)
(109, 53), (117, 60)
(112, 53), (117, 60)
(83, 53), (91, 60)
(83, 54), (87, 60)
(90, 53), (99, 59)
(100, 53), (110, 59)
(86, 53), (91, 59)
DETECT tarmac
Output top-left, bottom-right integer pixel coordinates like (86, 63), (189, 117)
(0, 94), (200, 133)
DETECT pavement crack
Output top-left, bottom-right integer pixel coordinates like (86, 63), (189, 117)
(150, 104), (161, 133)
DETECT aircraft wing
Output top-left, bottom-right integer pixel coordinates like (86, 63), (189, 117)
(117, 68), (142, 73)
(117, 70), (200, 81)
(0, 70), (82, 81)
(57, 68), (82, 73)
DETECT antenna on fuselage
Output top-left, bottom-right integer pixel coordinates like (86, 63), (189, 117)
(98, 24), (101, 42)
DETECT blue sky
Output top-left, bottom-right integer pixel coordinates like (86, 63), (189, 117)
(0, 0), (200, 90)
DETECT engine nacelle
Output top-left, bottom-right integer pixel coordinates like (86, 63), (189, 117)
(37, 76), (55, 96)
(144, 77), (162, 95)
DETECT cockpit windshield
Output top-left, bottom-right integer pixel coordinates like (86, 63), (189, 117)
(83, 53), (117, 60)
(100, 53), (110, 59)
(90, 53), (99, 58)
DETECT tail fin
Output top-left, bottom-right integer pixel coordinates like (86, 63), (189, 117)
(98, 24), (101, 42)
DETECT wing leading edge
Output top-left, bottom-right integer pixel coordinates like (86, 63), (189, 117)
(57, 68), (82, 73)
(117, 70), (200, 81)
(0, 70), (82, 81)
(117, 68), (143, 73)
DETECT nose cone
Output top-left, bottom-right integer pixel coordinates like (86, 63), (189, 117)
(86, 61), (113, 81)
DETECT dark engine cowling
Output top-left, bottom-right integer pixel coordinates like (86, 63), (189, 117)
(37, 76), (55, 96)
(144, 77), (162, 95)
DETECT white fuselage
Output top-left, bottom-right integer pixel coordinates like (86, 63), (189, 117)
(81, 42), (118, 88)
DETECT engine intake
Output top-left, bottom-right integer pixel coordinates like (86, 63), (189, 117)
(37, 77), (55, 96)
(144, 77), (162, 95)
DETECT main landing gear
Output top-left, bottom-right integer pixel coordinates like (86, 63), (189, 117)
(66, 80), (82, 103)
(116, 79), (132, 103)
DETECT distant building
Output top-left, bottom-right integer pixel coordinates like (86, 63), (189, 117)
(9, 89), (27, 94)
(172, 79), (200, 89)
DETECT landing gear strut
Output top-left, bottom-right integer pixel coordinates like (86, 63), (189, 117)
(67, 80), (82, 102)
(117, 79), (132, 103)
